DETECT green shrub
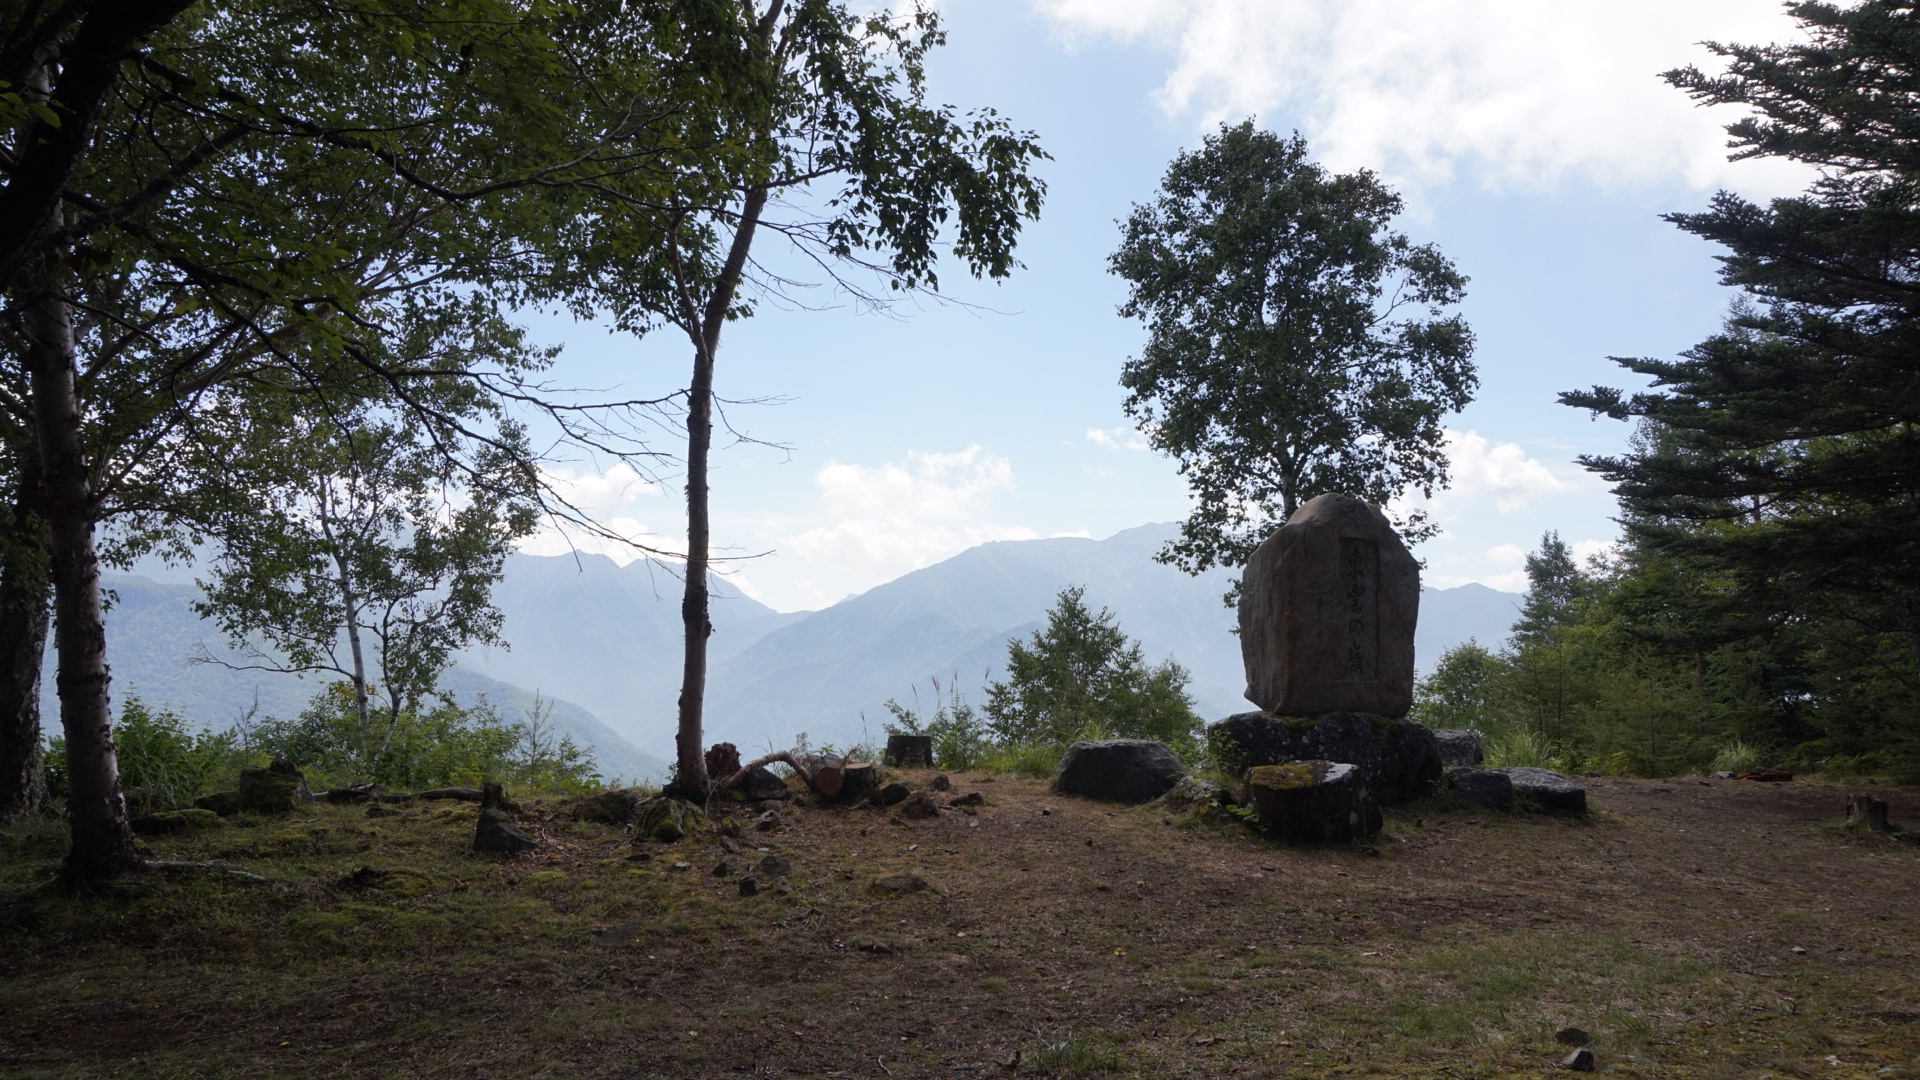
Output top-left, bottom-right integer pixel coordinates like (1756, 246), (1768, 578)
(882, 677), (994, 771)
(1709, 739), (1766, 773)
(1483, 729), (1565, 770)
(242, 683), (599, 793)
(44, 697), (242, 814)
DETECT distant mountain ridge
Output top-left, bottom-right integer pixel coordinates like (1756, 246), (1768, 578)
(75, 524), (1522, 776)
(474, 523), (1521, 759)
(67, 575), (671, 784)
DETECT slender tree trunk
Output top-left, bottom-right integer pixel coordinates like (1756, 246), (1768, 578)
(0, 461), (51, 826)
(23, 237), (141, 887)
(670, 340), (716, 798)
(667, 185), (770, 801)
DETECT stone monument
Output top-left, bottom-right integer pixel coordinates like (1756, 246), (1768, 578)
(1211, 494), (1442, 813)
(1237, 493), (1419, 718)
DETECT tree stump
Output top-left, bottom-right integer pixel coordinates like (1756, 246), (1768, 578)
(838, 762), (879, 803)
(1845, 793), (1892, 833)
(705, 742), (742, 783)
(1244, 760), (1382, 843)
(885, 734), (933, 768)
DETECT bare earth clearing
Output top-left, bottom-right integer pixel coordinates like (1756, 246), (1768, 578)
(1, 773), (1916, 1079)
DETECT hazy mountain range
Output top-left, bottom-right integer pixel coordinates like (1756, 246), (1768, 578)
(79, 522), (1521, 783)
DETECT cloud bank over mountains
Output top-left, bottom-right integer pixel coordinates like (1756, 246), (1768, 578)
(1036, 0), (1813, 196)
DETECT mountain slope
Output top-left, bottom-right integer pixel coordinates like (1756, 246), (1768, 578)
(457, 553), (807, 751)
(64, 575), (669, 783)
(703, 524), (1522, 753)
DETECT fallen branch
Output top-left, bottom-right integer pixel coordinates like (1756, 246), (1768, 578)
(719, 749), (876, 802)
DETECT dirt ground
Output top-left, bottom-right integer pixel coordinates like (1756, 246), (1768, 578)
(1, 772), (1916, 1079)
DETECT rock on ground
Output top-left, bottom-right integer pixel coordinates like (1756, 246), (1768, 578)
(897, 791), (939, 820)
(568, 789), (639, 825)
(1054, 739), (1185, 804)
(1162, 776), (1235, 813)
(237, 759), (305, 814)
(473, 809), (537, 853)
(1209, 711), (1441, 805)
(737, 766), (789, 802)
(1499, 767), (1588, 815)
(130, 809), (225, 835)
(1243, 760), (1382, 843)
(1432, 728), (1484, 769)
(1448, 767), (1514, 809)
(638, 797), (701, 842)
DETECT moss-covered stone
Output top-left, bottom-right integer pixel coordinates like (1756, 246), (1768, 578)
(193, 791), (241, 817)
(637, 797), (699, 843)
(1208, 711), (1441, 805)
(568, 789), (640, 825)
(130, 808), (227, 835)
(237, 761), (305, 815)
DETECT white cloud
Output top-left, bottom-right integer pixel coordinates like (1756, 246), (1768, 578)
(517, 462), (669, 565)
(1572, 537), (1619, 567)
(784, 446), (1040, 590)
(1485, 542), (1526, 568)
(1442, 429), (1567, 512)
(1086, 425), (1150, 451)
(1037, 0), (1814, 195)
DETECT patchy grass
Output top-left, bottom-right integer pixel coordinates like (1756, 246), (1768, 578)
(1, 772), (1917, 1078)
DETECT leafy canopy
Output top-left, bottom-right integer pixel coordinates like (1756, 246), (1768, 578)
(1112, 121), (1475, 580)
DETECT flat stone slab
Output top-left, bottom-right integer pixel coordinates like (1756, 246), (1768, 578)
(1498, 767), (1588, 815)
(1055, 739), (1185, 804)
(1238, 494), (1419, 718)
(1448, 766), (1513, 809)
(1209, 711), (1441, 805)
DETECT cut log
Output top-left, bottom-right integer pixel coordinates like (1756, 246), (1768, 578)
(720, 749), (873, 802)
(1845, 793), (1892, 833)
(885, 734), (933, 769)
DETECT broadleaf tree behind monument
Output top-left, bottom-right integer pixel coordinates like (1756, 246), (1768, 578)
(1111, 121), (1476, 592)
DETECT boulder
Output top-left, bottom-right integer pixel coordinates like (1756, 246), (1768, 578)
(876, 782), (911, 807)
(1237, 494), (1420, 718)
(193, 791), (241, 817)
(564, 787), (641, 818)
(1055, 739), (1185, 804)
(1448, 767), (1514, 809)
(1209, 711), (1441, 805)
(130, 808), (225, 835)
(1162, 776), (1235, 813)
(737, 766), (790, 802)
(237, 758), (305, 814)
(637, 797), (700, 842)
(569, 789), (640, 825)
(751, 808), (782, 832)
(872, 874), (928, 895)
(473, 809), (536, 854)
(1498, 767), (1588, 815)
(1431, 728), (1484, 769)
(1243, 760), (1382, 843)
(896, 791), (939, 820)
(753, 854), (792, 879)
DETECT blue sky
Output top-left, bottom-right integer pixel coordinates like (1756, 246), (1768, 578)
(516, 0), (1813, 612)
